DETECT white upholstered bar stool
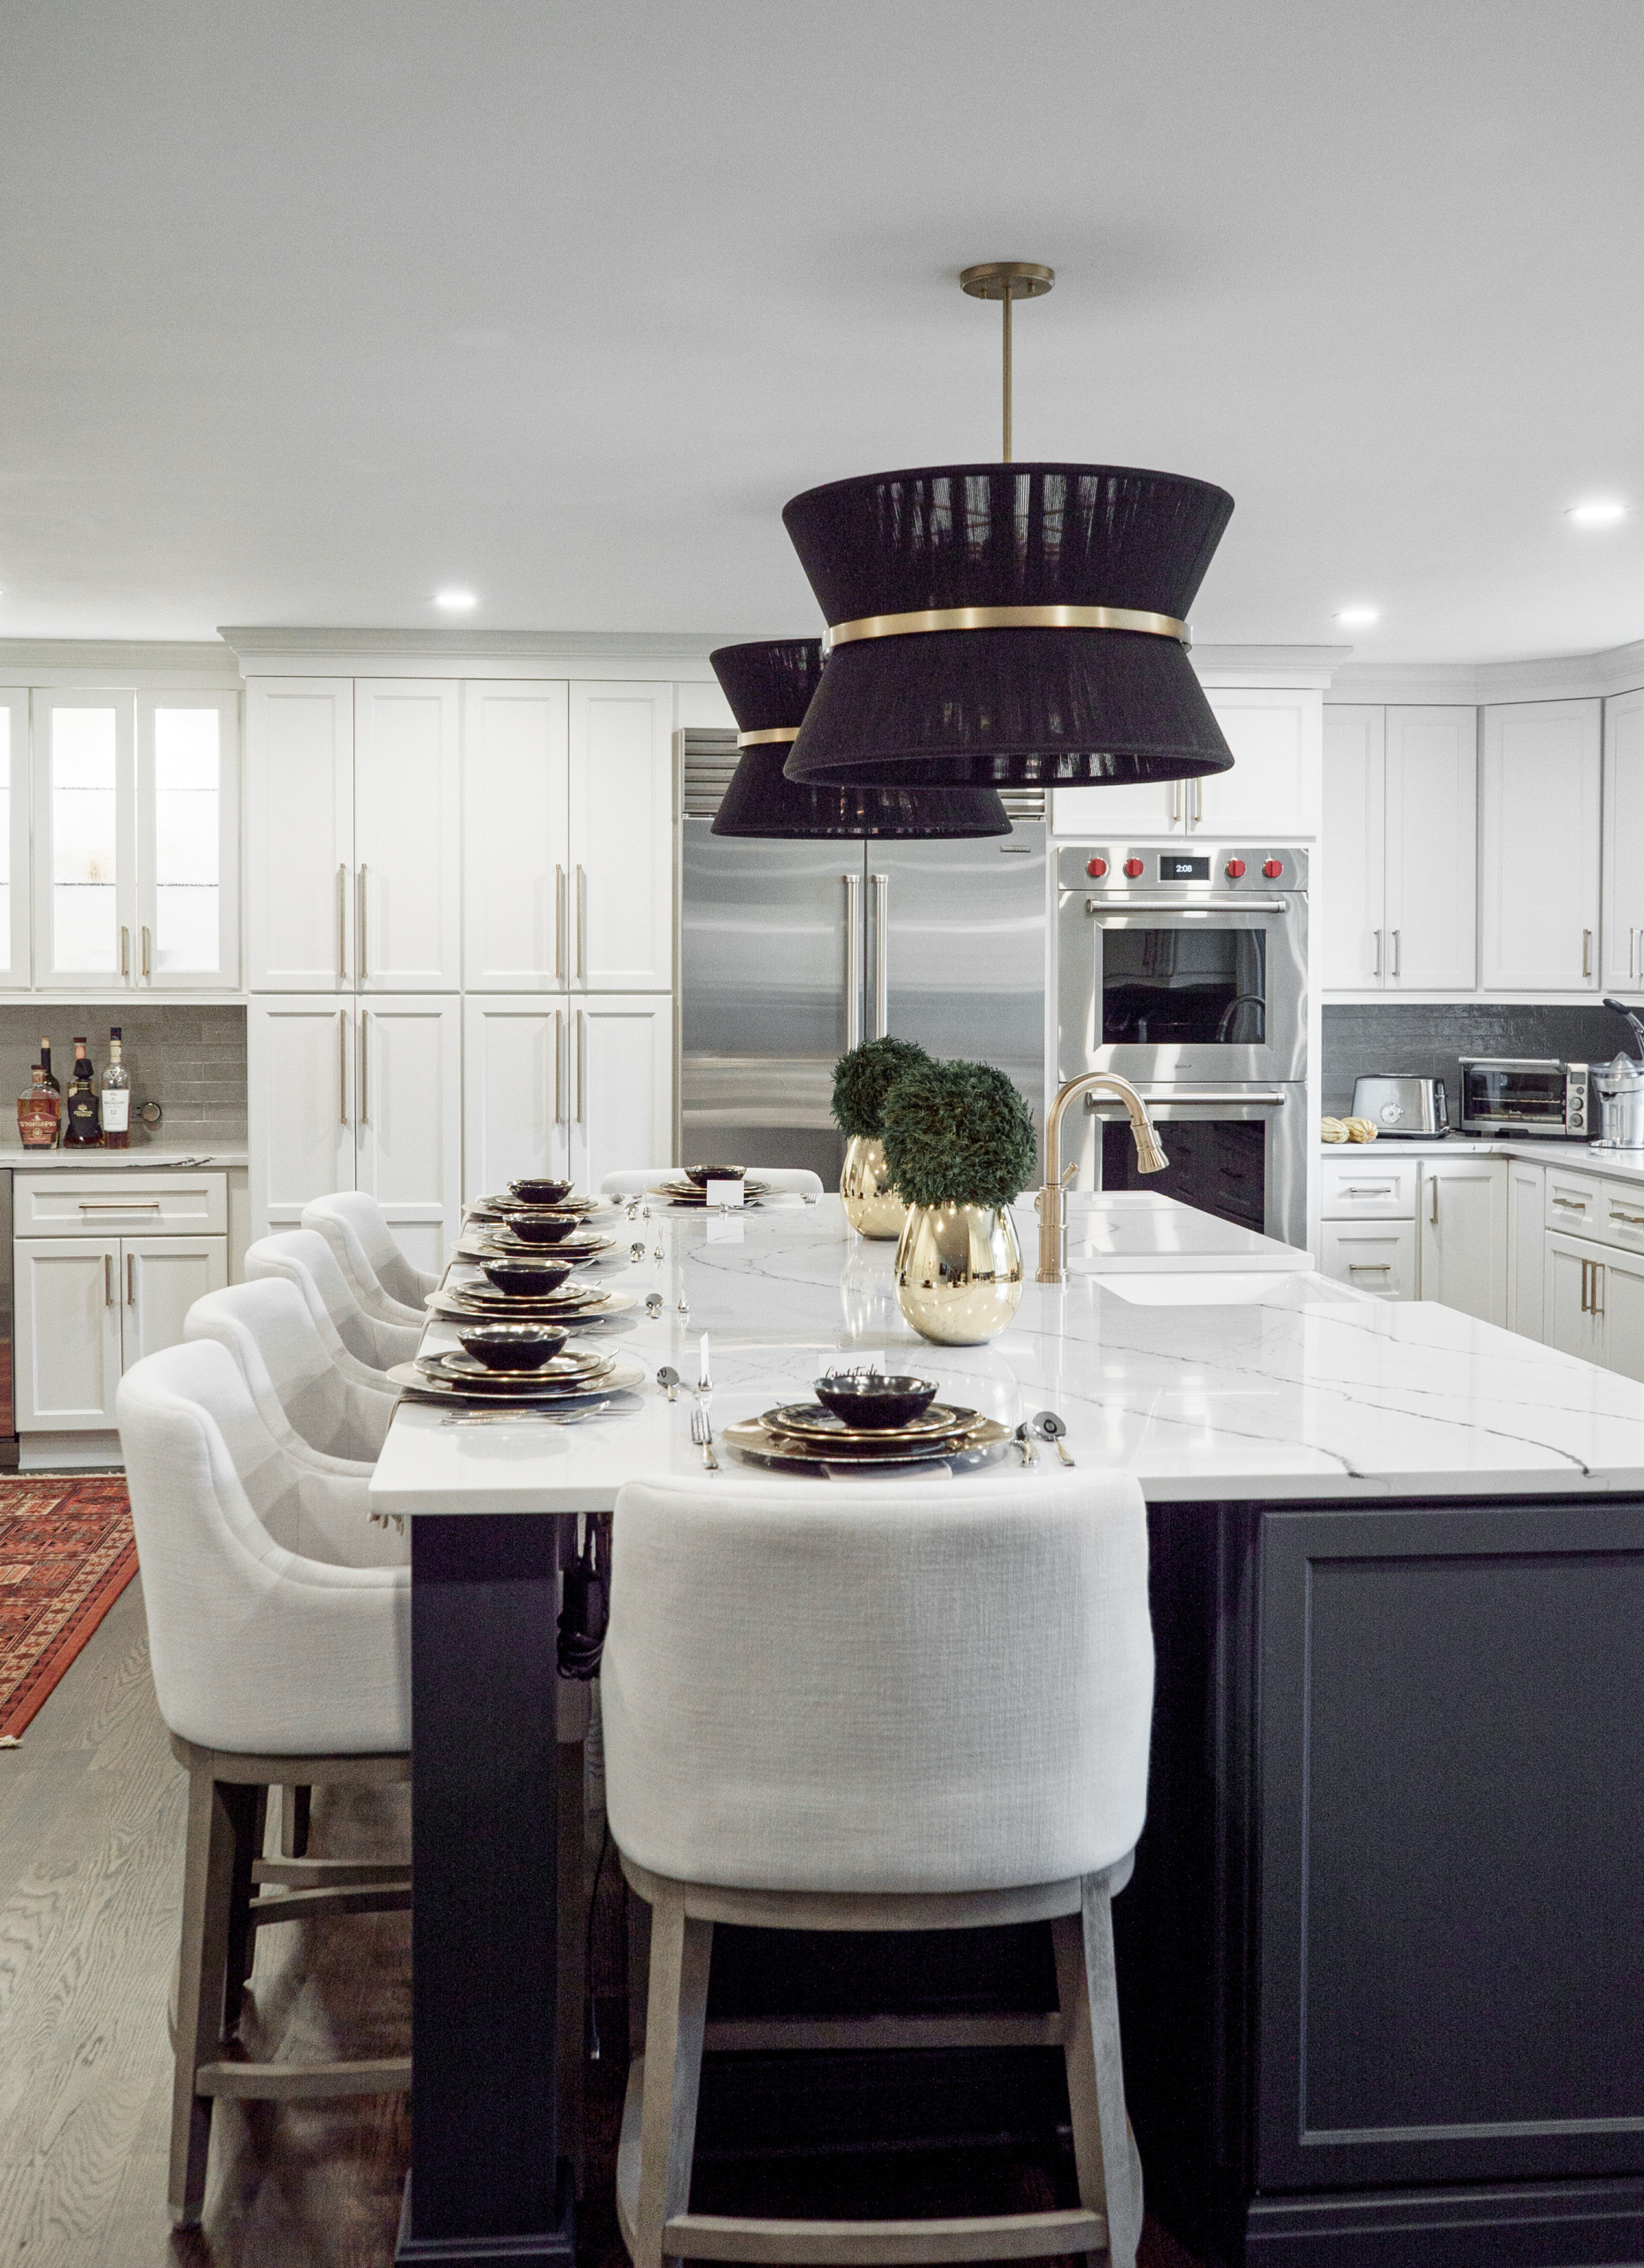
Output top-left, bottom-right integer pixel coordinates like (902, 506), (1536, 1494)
(245, 1228), (421, 1371)
(601, 1467), (1154, 2268)
(601, 1167), (824, 1200)
(187, 1278), (396, 1465)
(117, 1341), (412, 2227)
(302, 1191), (437, 1328)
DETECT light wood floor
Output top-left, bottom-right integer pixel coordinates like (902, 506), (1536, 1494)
(0, 1580), (411, 2267)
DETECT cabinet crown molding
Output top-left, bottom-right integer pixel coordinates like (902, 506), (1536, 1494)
(220, 624), (760, 679)
(0, 638), (241, 687)
(1330, 635), (1644, 707)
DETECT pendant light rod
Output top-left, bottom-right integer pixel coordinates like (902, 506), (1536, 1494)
(959, 261), (1053, 464)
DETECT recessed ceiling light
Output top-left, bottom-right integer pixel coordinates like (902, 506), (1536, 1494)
(434, 588), (477, 610)
(1335, 604), (1380, 626)
(1567, 501), (1628, 527)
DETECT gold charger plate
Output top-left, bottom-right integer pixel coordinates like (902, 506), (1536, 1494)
(388, 1355), (645, 1405)
(722, 1414), (1012, 1472)
(762, 1400), (973, 1448)
(425, 1349), (616, 1388)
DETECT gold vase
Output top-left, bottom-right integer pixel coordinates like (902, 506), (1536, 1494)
(894, 1201), (1024, 1346)
(840, 1134), (908, 1239)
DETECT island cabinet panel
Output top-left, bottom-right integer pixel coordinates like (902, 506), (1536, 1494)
(1116, 1496), (1644, 2268)
(1252, 1502), (1644, 2196)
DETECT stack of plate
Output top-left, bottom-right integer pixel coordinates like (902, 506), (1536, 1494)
(467, 1192), (610, 1222)
(427, 1280), (637, 1324)
(650, 1177), (769, 1208)
(456, 1225), (617, 1263)
(388, 1347), (647, 1406)
(722, 1402), (1012, 1471)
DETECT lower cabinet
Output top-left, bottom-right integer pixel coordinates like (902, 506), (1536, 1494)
(1545, 1230), (1644, 1380)
(14, 1231), (228, 1430)
(1506, 1156), (1546, 1340)
(1416, 1156), (1507, 1325)
(1319, 1220), (1415, 1300)
(464, 992), (673, 1200)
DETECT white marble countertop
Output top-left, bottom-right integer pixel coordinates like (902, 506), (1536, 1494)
(1063, 1190), (1308, 1272)
(1322, 1135), (1644, 1181)
(0, 1144), (248, 1169)
(368, 1194), (1644, 1514)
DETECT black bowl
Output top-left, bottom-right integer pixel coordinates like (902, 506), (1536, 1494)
(479, 1256), (575, 1297)
(511, 1177), (574, 1206)
(685, 1163), (746, 1187)
(505, 1212), (581, 1245)
(811, 1374), (939, 1430)
(455, 1323), (570, 1371)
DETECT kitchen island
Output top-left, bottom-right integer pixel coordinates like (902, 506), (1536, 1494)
(374, 1194), (1644, 2268)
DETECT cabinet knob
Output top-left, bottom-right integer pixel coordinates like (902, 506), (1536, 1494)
(1225, 858), (1246, 879)
(1262, 858), (1283, 879)
(1086, 856), (1108, 879)
(1122, 858), (1144, 879)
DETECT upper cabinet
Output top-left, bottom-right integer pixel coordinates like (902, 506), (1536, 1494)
(353, 681), (461, 989)
(0, 690), (32, 988)
(244, 679), (353, 990)
(30, 687), (239, 993)
(1603, 687), (1644, 995)
(462, 682), (571, 990)
(1051, 685), (1322, 840)
(568, 682), (674, 990)
(1321, 705), (1477, 992)
(1479, 698), (1601, 992)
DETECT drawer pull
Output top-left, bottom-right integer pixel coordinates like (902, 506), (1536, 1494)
(1342, 1185), (1391, 1197)
(1552, 1195), (1587, 1209)
(76, 1200), (162, 1210)
(1347, 1262), (1392, 1273)
(1611, 1209), (1644, 1228)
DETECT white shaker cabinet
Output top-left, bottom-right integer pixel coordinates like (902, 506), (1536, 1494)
(564, 995), (673, 1192)
(120, 1237), (231, 1363)
(1599, 1243), (1644, 1384)
(245, 679), (354, 990)
(569, 682), (674, 990)
(1543, 1231), (1606, 1363)
(1479, 698), (1601, 990)
(1506, 1156), (1546, 1340)
(463, 683), (571, 990)
(463, 997), (571, 1198)
(353, 680), (461, 990)
(1602, 685), (1644, 994)
(14, 1239), (125, 1427)
(1053, 687), (1321, 840)
(247, 996), (460, 1271)
(1320, 704), (1476, 991)
(1417, 1155), (1507, 1325)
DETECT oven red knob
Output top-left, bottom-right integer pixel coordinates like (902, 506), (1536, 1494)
(1122, 857), (1144, 878)
(1262, 858), (1283, 878)
(1086, 856), (1108, 878)
(1225, 858), (1246, 879)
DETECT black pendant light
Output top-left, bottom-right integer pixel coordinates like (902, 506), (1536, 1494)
(781, 261), (1237, 790)
(709, 637), (1011, 838)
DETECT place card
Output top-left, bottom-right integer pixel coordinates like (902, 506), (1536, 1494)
(707, 1177), (743, 1208)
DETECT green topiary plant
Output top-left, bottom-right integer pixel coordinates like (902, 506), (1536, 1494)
(880, 1058), (1039, 1211)
(830, 1035), (931, 1139)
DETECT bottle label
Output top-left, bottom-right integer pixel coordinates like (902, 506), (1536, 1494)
(101, 1091), (130, 1134)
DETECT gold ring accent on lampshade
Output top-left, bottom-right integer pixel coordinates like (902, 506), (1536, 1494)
(735, 726), (802, 748)
(826, 603), (1190, 648)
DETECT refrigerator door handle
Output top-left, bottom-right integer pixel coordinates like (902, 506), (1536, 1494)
(871, 872), (888, 1038)
(843, 873), (862, 1050)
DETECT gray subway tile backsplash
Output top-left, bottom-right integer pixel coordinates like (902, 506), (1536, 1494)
(0, 1004), (246, 1144)
(1322, 1003), (1632, 1119)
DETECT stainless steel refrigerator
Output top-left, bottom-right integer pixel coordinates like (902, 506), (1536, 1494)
(679, 740), (1047, 1178)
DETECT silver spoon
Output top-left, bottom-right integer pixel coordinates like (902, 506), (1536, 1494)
(656, 1366), (680, 1403)
(1014, 1422), (1039, 1468)
(1034, 1410), (1075, 1466)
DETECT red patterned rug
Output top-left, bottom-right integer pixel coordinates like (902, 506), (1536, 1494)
(0, 1475), (136, 1743)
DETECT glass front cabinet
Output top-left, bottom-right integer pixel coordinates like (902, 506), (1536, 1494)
(19, 687), (240, 992)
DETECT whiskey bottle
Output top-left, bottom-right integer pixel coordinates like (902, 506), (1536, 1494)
(17, 1065), (58, 1148)
(39, 1038), (61, 1115)
(100, 1027), (131, 1149)
(63, 1037), (103, 1146)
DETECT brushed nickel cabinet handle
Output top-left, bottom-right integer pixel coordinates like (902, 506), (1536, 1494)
(337, 864), (348, 981)
(120, 926), (130, 978)
(338, 1010), (347, 1125)
(1580, 1257), (1588, 1315)
(126, 1252), (135, 1305)
(104, 1253), (113, 1306)
(554, 865), (565, 981)
(141, 925), (151, 979)
(1392, 928), (1401, 978)
(575, 1008), (585, 1123)
(357, 866), (367, 981)
(1593, 1262), (1606, 1317)
(1347, 1262), (1392, 1273)
(1191, 778), (1202, 826)
(1171, 781), (1182, 825)
(1430, 1175), (1438, 1226)
(358, 1014), (367, 1123)
(553, 1007), (564, 1125)
(1583, 928), (1593, 978)
(575, 865), (586, 980)
(1372, 928), (1381, 978)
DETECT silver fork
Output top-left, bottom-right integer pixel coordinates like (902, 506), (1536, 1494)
(690, 1401), (719, 1471)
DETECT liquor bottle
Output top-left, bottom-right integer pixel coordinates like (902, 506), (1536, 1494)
(17, 1064), (58, 1148)
(100, 1027), (131, 1149)
(63, 1037), (103, 1146)
(39, 1037), (61, 1114)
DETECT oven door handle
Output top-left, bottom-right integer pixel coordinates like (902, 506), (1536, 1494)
(1085, 896), (1287, 915)
(1085, 1088), (1288, 1108)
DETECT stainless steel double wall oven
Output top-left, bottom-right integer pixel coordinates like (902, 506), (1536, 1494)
(1057, 844), (1310, 1247)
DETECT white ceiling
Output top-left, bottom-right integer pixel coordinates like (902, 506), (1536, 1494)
(3, 0), (1642, 663)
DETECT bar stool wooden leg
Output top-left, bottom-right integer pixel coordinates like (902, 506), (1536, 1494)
(633, 1887), (712, 2268)
(221, 1784), (266, 2034)
(279, 1783), (312, 1858)
(168, 1760), (242, 2226)
(1053, 1868), (1143, 2268)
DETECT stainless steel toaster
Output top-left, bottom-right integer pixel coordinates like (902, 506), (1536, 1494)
(1351, 1074), (1448, 1138)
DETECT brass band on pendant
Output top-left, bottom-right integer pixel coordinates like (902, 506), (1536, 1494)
(735, 726), (802, 748)
(826, 602), (1190, 648)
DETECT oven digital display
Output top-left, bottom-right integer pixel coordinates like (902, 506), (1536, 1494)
(1160, 854), (1211, 882)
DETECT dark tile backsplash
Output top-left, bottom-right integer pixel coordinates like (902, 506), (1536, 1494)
(0, 1004), (246, 1145)
(1322, 1003), (1639, 1120)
